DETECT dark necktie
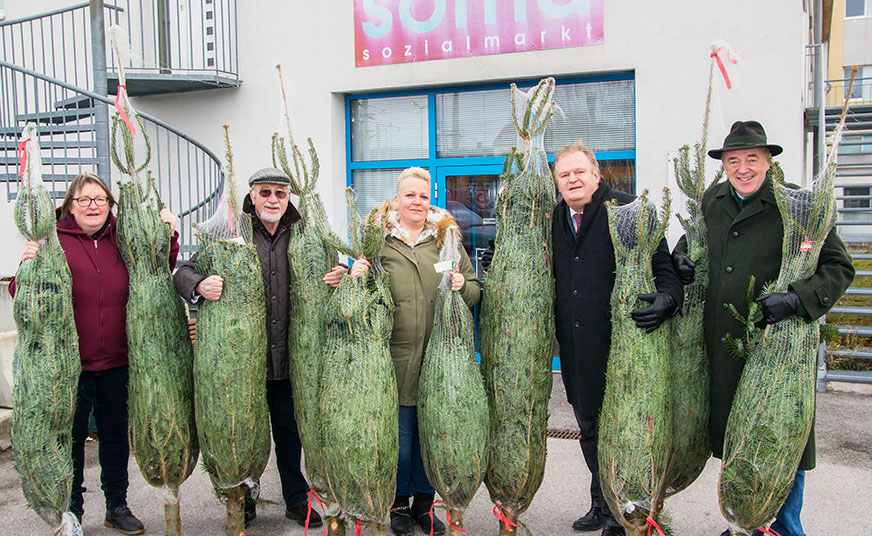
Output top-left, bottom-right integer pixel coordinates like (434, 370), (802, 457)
(573, 213), (582, 235)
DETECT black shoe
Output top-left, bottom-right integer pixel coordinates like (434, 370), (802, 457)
(244, 497), (256, 527)
(572, 506), (606, 531)
(286, 502), (323, 528)
(413, 509), (446, 535)
(104, 506), (144, 535)
(390, 506), (416, 536)
(601, 522), (626, 536)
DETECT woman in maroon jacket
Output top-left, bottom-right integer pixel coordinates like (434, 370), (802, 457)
(13, 172), (179, 535)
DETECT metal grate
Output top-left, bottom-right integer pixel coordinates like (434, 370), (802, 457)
(547, 428), (581, 440)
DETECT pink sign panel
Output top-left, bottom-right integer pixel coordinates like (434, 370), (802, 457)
(354, 0), (604, 67)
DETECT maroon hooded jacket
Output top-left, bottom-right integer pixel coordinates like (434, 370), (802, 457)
(10, 209), (180, 371)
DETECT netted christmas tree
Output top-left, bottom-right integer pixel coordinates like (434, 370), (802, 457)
(192, 126), (269, 536)
(109, 27), (198, 536)
(481, 77), (556, 535)
(418, 221), (489, 536)
(599, 191), (673, 536)
(664, 52), (718, 498)
(320, 190), (397, 535)
(271, 63), (344, 535)
(717, 75), (853, 536)
(11, 124), (83, 536)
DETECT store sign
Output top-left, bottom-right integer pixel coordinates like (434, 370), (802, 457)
(354, 0), (604, 67)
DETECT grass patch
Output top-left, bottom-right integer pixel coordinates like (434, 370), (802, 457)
(825, 256), (872, 371)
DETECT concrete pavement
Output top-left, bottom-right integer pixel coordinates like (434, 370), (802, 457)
(1, 374), (870, 535)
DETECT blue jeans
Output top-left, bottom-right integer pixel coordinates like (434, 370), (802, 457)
(752, 470), (805, 536)
(395, 406), (434, 497)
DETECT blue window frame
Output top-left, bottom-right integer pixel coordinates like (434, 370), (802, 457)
(345, 73), (637, 216)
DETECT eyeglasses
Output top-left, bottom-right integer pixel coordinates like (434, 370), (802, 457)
(256, 188), (289, 200)
(72, 196), (109, 207)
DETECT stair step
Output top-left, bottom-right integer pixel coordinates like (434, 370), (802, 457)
(6, 189), (69, 201)
(0, 173), (78, 183)
(15, 108), (98, 124)
(54, 95), (95, 110)
(0, 139), (96, 150)
(831, 324), (872, 337)
(0, 156), (98, 166)
(0, 124), (96, 136)
(830, 347), (872, 360)
(836, 161), (872, 168)
(828, 306), (872, 316)
(845, 287), (872, 296)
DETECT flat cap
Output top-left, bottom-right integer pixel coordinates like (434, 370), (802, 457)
(248, 167), (291, 187)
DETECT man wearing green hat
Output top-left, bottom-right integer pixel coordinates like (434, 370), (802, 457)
(673, 121), (854, 535)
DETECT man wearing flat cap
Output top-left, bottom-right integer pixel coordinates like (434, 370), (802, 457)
(174, 168), (323, 529)
(673, 121), (854, 536)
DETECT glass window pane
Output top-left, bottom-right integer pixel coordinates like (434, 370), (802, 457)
(546, 79), (636, 153)
(846, 0), (865, 17)
(445, 174), (500, 273)
(351, 168), (420, 216)
(436, 88), (514, 158)
(599, 159), (636, 195)
(351, 95), (429, 162)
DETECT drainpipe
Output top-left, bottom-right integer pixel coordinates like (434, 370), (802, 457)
(90, 0), (111, 184)
(814, 0), (825, 178)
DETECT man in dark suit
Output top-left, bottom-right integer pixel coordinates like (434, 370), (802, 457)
(673, 121), (854, 536)
(551, 140), (684, 536)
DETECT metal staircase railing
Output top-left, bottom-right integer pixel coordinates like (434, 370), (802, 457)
(0, 60), (223, 259)
(816, 92), (872, 389)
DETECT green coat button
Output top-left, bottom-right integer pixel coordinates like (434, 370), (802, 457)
(732, 231), (739, 237)
(726, 266), (733, 273)
(722, 302), (729, 309)
(720, 337), (726, 344)
(823, 296), (830, 304)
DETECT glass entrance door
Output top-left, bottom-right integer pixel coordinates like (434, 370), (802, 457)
(438, 165), (503, 279)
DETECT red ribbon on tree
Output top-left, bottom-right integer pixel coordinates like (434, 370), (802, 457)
(492, 504), (518, 530)
(430, 500), (466, 536)
(355, 518), (362, 536)
(646, 515), (666, 536)
(304, 490), (327, 536)
(711, 47), (738, 89)
(758, 526), (783, 536)
(114, 84), (137, 135)
(17, 137), (31, 180)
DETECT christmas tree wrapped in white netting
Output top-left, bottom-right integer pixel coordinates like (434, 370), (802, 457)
(11, 124), (83, 536)
(480, 77), (556, 534)
(418, 221), (489, 536)
(599, 191), (672, 536)
(664, 47), (722, 498)
(192, 126), (269, 536)
(320, 190), (397, 535)
(270, 64), (344, 534)
(109, 27), (198, 536)
(718, 81), (851, 536)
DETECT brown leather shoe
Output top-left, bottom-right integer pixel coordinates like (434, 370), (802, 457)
(286, 502), (323, 528)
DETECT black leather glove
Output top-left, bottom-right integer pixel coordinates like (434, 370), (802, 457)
(754, 290), (801, 324)
(480, 239), (495, 272)
(671, 251), (696, 285)
(631, 292), (677, 333)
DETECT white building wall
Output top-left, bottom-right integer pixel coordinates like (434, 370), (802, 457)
(0, 0), (811, 274)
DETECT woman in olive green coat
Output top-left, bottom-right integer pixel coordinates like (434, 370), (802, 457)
(347, 167), (480, 536)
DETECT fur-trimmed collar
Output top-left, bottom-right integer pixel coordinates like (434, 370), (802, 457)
(376, 202), (459, 248)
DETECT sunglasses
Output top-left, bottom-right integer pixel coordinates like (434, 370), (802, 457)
(256, 188), (289, 200)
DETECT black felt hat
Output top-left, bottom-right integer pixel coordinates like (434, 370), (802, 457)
(708, 120), (783, 159)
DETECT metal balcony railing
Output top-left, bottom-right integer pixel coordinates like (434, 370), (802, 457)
(0, 1), (239, 96)
(0, 60), (223, 258)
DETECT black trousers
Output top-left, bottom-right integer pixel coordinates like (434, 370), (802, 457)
(573, 407), (622, 529)
(266, 378), (309, 508)
(70, 365), (131, 516)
